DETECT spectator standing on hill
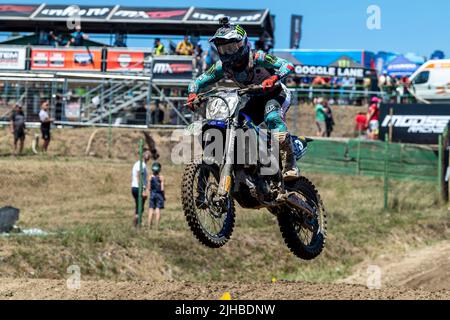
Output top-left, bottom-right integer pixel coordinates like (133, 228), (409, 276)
(131, 148), (151, 227)
(176, 35), (194, 56)
(66, 25), (89, 47)
(354, 112), (368, 137)
(153, 38), (165, 56)
(323, 100), (335, 137)
(39, 100), (53, 153)
(366, 97), (381, 140)
(10, 104), (26, 156)
(315, 98), (326, 137)
(147, 162), (165, 230)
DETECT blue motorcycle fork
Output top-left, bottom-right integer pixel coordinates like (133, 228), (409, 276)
(218, 122), (236, 197)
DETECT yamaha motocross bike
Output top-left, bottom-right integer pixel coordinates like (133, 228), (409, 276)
(181, 84), (327, 260)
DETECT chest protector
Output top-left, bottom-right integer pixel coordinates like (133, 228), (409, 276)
(223, 52), (273, 87)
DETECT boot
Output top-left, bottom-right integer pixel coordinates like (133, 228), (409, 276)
(273, 132), (300, 181)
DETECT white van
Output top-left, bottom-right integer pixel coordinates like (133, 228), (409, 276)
(409, 59), (450, 103)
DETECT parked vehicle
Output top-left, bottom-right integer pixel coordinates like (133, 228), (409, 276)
(409, 60), (450, 103)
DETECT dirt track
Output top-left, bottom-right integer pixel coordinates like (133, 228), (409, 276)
(1, 278), (450, 300)
(2, 242), (450, 300)
(341, 241), (450, 292)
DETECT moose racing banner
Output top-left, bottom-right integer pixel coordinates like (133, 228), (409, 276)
(380, 103), (450, 144)
(151, 56), (194, 82)
(0, 47), (26, 70)
(106, 49), (152, 72)
(30, 48), (102, 71)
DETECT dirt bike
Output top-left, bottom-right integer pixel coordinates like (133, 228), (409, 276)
(181, 84), (327, 260)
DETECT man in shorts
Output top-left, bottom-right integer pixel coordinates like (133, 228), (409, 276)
(315, 98), (327, 137)
(39, 101), (53, 153)
(10, 104), (26, 156)
(131, 148), (151, 227)
(366, 97), (381, 140)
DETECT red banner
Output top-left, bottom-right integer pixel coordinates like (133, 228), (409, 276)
(30, 48), (102, 71)
(106, 50), (150, 72)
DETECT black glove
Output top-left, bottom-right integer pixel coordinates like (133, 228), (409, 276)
(162, 190), (166, 201)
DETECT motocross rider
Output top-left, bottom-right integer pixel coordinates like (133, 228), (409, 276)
(186, 18), (299, 181)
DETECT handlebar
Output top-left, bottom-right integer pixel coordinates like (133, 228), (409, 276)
(184, 83), (281, 109)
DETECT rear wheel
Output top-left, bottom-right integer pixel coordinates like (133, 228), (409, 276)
(277, 176), (327, 260)
(181, 160), (235, 248)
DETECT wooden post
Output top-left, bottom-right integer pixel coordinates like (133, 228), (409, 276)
(384, 133), (389, 210)
(388, 107), (393, 142)
(438, 134), (443, 202)
(356, 136), (361, 175)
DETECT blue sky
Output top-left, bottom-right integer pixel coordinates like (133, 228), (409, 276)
(5, 0), (450, 57)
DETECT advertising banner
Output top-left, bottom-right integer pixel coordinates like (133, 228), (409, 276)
(294, 65), (368, 79)
(106, 50), (152, 72)
(152, 56), (193, 82)
(110, 7), (188, 21)
(0, 4), (38, 17)
(30, 48), (102, 71)
(186, 8), (266, 24)
(380, 103), (450, 144)
(290, 15), (302, 49)
(65, 98), (81, 119)
(0, 47), (26, 70)
(33, 4), (113, 20)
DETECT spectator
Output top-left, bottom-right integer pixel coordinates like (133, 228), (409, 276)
(38, 30), (61, 46)
(323, 100), (335, 137)
(366, 97), (381, 140)
(315, 98), (326, 137)
(131, 148), (151, 227)
(153, 38), (165, 55)
(354, 112), (368, 137)
(176, 35), (194, 56)
(114, 32), (127, 47)
(312, 76), (326, 86)
(146, 162), (165, 229)
(151, 104), (165, 124)
(66, 25), (89, 47)
(194, 44), (204, 75)
(39, 100), (53, 153)
(254, 35), (265, 51)
(10, 104), (26, 156)
(378, 71), (387, 90)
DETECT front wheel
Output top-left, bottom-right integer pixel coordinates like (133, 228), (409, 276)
(277, 176), (327, 260)
(181, 160), (235, 248)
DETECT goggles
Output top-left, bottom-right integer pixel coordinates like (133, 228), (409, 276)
(216, 40), (244, 55)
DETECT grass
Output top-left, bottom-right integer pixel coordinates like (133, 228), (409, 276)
(0, 154), (449, 283)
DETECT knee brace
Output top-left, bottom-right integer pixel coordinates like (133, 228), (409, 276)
(265, 110), (287, 132)
(264, 99), (287, 132)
